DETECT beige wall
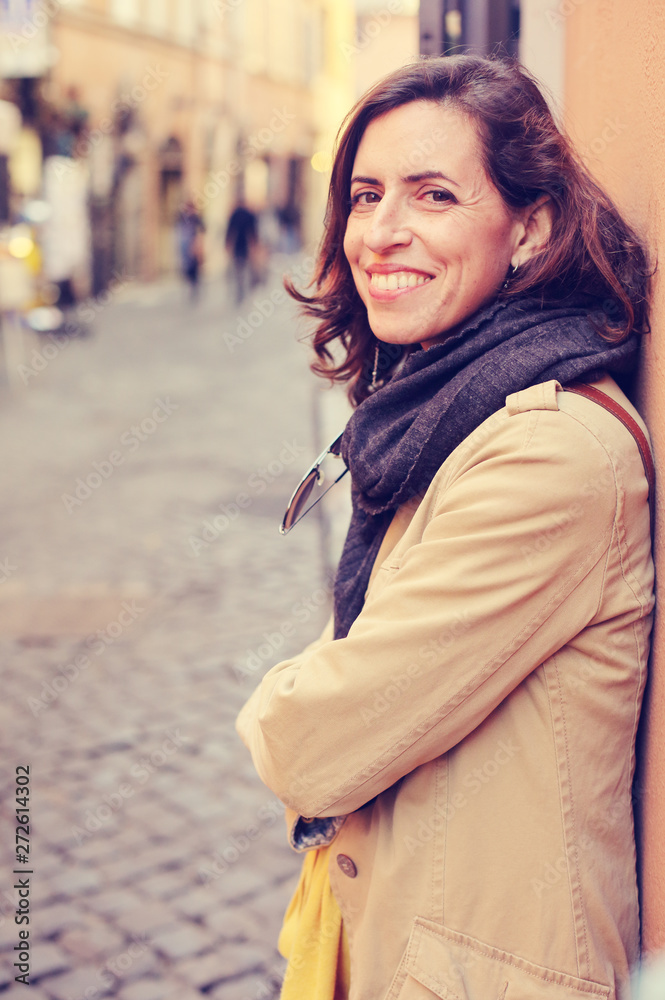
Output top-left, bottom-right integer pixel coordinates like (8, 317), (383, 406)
(564, 0), (665, 955)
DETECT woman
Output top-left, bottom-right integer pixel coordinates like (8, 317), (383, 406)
(176, 199), (205, 301)
(237, 56), (654, 1000)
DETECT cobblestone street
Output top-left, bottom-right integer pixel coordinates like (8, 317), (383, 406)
(0, 258), (349, 999)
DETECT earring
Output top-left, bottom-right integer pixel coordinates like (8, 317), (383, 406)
(371, 342), (380, 390)
(503, 262), (518, 290)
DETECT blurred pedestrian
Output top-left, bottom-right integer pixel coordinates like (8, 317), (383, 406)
(225, 198), (258, 304)
(277, 203), (301, 253)
(41, 153), (91, 335)
(176, 200), (205, 302)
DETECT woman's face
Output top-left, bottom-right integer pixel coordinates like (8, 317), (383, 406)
(343, 101), (527, 349)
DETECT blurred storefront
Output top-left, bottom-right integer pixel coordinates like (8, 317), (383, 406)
(0, 1), (426, 294)
(41, 0), (358, 285)
(0, 1), (60, 326)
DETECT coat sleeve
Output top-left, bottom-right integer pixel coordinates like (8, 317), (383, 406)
(235, 405), (640, 818)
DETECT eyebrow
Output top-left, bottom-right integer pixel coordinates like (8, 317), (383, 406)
(350, 170), (461, 188)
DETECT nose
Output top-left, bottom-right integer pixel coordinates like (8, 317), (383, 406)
(362, 194), (413, 254)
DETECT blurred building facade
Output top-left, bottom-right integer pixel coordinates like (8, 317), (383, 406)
(0, 0), (424, 296)
(49, 0), (358, 286)
(352, 0), (420, 99)
(1, 0), (362, 291)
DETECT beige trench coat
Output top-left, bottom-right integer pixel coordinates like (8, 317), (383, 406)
(237, 375), (654, 1000)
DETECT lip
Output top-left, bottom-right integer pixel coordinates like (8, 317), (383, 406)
(363, 264), (435, 300)
(364, 263), (434, 276)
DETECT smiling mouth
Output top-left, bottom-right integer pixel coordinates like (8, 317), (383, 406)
(368, 271), (433, 291)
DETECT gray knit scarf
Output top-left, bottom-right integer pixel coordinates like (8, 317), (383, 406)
(333, 294), (639, 640)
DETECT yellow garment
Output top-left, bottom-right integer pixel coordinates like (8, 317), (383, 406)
(278, 844), (351, 1000)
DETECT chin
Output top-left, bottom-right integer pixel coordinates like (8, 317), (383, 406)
(371, 328), (424, 346)
(366, 315), (424, 344)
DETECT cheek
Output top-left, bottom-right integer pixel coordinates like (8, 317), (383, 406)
(343, 224), (359, 267)
(486, 212), (521, 254)
(461, 224), (516, 283)
(343, 227), (366, 298)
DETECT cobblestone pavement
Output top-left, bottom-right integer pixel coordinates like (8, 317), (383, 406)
(0, 258), (345, 999)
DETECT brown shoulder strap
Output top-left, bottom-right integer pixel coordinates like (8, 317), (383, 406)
(565, 382), (655, 531)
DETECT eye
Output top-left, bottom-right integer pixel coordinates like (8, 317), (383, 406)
(350, 190), (381, 210)
(423, 189), (456, 204)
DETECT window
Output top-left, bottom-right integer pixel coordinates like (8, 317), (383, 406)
(267, 0), (299, 82)
(145, 0), (168, 35)
(244, 0), (268, 73)
(110, 0), (139, 27)
(175, 0), (197, 44)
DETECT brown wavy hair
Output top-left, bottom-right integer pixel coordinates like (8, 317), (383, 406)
(287, 55), (651, 406)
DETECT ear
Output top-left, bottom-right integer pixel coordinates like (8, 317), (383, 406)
(511, 194), (553, 269)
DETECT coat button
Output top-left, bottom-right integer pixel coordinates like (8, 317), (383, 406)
(336, 853), (358, 878)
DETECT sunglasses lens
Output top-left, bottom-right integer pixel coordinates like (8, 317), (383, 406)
(280, 433), (346, 534)
(330, 434), (343, 457)
(281, 471), (318, 533)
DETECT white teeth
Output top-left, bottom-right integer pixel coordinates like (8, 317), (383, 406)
(369, 271), (431, 290)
